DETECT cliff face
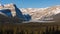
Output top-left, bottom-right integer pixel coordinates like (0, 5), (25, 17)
(0, 4), (32, 23)
(20, 6), (60, 22)
(0, 4), (26, 23)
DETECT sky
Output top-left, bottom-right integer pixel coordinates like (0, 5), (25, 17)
(0, 0), (60, 8)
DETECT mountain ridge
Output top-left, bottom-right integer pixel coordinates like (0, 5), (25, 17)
(20, 6), (60, 22)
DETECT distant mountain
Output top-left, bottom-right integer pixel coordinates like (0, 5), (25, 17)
(20, 6), (60, 22)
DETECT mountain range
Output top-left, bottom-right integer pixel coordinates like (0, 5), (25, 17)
(20, 6), (60, 22)
(0, 4), (60, 23)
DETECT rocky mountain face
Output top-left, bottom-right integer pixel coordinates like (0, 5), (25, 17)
(20, 6), (60, 22)
(20, 8), (47, 20)
(0, 4), (28, 23)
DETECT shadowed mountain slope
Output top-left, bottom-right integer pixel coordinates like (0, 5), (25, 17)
(0, 4), (31, 23)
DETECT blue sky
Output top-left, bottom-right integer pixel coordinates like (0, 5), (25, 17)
(0, 0), (60, 8)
